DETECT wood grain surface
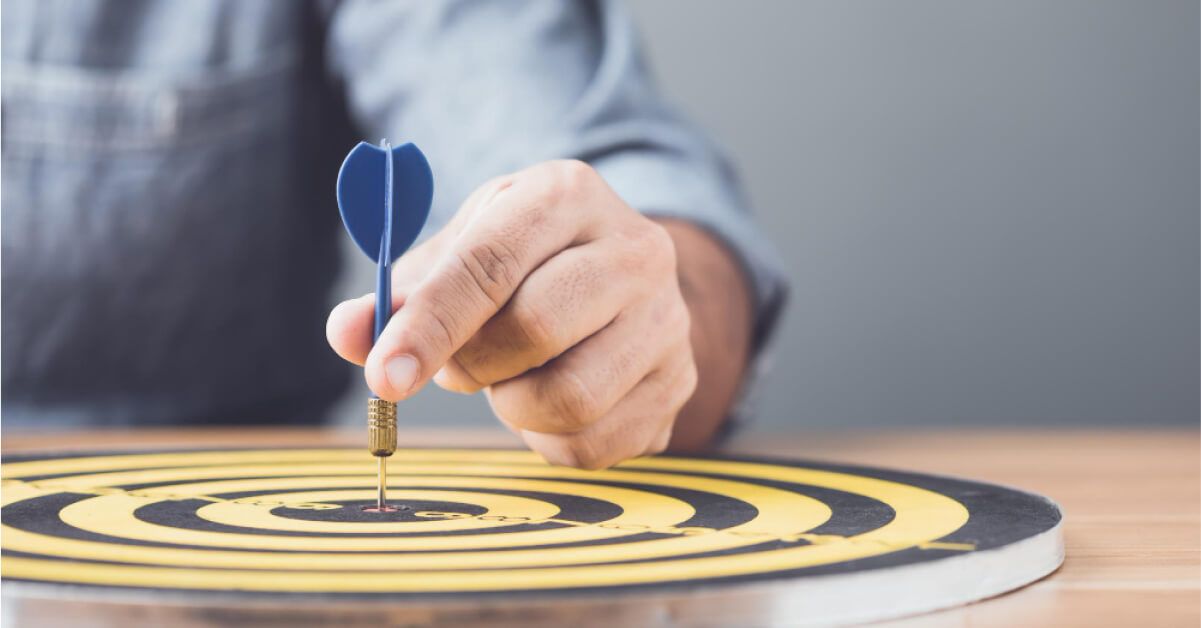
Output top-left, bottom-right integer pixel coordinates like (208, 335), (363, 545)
(3, 428), (1197, 627)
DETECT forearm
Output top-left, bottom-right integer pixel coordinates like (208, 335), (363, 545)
(655, 218), (754, 451)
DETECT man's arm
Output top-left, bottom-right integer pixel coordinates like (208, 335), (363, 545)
(657, 219), (753, 451)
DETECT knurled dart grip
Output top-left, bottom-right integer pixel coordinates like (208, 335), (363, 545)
(367, 398), (398, 457)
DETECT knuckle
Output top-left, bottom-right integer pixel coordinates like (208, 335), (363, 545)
(481, 175), (516, 199)
(664, 359), (699, 414)
(612, 347), (640, 382)
(510, 301), (558, 357)
(614, 235), (651, 275)
(639, 218), (672, 245)
(645, 435), (669, 456)
(455, 240), (522, 307)
(614, 221), (676, 278)
(649, 289), (691, 338)
(561, 437), (612, 470)
(651, 420), (675, 455)
(553, 159), (597, 189)
(443, 354), (486, 392)
(539, 368), (602, 432)
(485, 384), (528, 428)
(423, 307), (461, 356)
(530, 167), (567, 208)
(537, 159), (594, 205)
(672, 298), (692, 337)
(535, 432), (611, 470)
(642, 221), (677, 273)
(458, 176), (516, 224)
(680, 362), (699, 402)
(407, 288), (465, 355)
(486, 391), (517, 425)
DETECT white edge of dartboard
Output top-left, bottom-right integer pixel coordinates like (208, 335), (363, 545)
(730, 514), (1065, 626)
(0, 511), (1065, 627)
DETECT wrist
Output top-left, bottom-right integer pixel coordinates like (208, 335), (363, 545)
(653, 218), (754, 450)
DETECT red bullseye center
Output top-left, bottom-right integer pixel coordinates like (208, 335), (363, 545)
(361, 505), (404, 513)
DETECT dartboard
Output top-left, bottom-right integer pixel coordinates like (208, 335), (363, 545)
(1, 448), (1063, 623)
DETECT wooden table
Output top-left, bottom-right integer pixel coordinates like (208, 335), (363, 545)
(4, 428), (1198, 626)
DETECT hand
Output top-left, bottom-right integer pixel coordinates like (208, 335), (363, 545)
(327, 160), (697, 469)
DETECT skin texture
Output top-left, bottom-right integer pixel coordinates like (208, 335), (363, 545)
(327, 160), (753, 469)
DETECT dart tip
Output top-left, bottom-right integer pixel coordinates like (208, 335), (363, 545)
(377, 456), (387, 509)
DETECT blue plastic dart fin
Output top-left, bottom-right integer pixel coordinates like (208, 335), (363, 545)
(337, 141), (434, 264)
(337, 140), (433, 341)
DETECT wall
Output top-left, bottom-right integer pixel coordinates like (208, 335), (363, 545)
(331, 0), (1199, 431)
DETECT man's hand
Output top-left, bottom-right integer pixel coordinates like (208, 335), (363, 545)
(328, 160), (704, 469)
(329, 160), (754, 468)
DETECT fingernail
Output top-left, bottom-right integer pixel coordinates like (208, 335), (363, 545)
(385, 355), (419, 396)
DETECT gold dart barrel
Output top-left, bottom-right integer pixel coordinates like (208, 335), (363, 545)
(367, 398), (397, 457)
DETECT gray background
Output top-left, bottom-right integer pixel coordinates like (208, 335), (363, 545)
(331, 1), (1199, 431)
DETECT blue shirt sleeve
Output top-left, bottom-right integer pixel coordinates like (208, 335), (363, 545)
(326, 0), (787, 427)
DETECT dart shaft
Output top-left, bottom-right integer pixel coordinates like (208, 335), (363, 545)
(373, 138), (395, 343)
(368, 140), (397, 509)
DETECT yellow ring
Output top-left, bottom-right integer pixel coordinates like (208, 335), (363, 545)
(1, 449), (965, 592)
(57, 474), (704, 551)
(196, 489), (561, 534)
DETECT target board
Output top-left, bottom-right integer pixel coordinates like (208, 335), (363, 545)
(1, 448), (1064, 625)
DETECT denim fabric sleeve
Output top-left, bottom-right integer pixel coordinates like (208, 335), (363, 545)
(325, 0), (787, 427)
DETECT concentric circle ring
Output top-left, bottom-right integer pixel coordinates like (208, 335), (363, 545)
(2, 448), (1037, 595)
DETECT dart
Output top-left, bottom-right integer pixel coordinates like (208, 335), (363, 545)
(336, 139), (434, 511)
